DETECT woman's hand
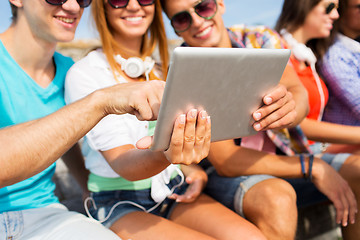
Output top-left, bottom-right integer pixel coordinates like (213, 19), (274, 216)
(164, 109), (211, 165)
(312, 159), (357, 227)
(169, 164), (208, 203)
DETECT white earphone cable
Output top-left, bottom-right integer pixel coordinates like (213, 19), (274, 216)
(84, 167), (184, 223)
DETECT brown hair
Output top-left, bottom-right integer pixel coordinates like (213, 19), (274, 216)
(91, 0), (169, 81)
(337, 0), (348, 32)
(10, 2), (17, 21)
(159, 0), (167, 13)
(275, 0), (336, 60)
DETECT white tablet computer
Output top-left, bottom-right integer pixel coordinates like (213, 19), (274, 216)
(151, 47), (291, 151)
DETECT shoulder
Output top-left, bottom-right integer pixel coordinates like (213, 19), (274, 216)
(66, 48), (113, 81)
(70, 48), (109, 71)
(229, 24), (284, 49)
(324, 34), (360, 65)
(65, 48), (123, 93)
(328, 34), (360, 55)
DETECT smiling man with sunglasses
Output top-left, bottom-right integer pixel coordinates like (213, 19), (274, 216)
(0, 0), (178, 239)
(162, 0), (309, 130)
(0, 0), (121, 239)
(159, 0), (317, 239)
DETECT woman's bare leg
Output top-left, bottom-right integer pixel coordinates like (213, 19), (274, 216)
(110, 211), (216, 240)
(170, 194), (266, 240)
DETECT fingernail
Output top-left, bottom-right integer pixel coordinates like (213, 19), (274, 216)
(264, 97), (272, 104)
(253, 123), (261, 131)
(207, 116), (211, 124)
(179, 114), (185, 124)
(200, 110), (207, 119)
(190, 109), (197, 118)
(253, 112), (261, 120)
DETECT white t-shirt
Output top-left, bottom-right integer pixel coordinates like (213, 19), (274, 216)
(65, 49), (151, 178)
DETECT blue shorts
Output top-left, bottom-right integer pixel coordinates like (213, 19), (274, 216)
(88, 175), (187, 228)
(203, 152), (350, 218)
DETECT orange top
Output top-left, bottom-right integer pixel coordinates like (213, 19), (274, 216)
(290, 55), (329, 121)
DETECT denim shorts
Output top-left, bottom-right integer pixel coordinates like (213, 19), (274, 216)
(88, 175), (187, 228)
(0, 203), (119, 240)
(204, 167), (275, 218)
(203, 152), (350, 218)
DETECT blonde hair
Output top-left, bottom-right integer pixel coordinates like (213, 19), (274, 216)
(91, 0), (169, 81)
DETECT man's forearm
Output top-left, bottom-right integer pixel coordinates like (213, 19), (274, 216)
(289, 84), (309, 126)
(0, 91), (105, 188)
(208, 140), (305, 178)
(280, 64), (309, 126)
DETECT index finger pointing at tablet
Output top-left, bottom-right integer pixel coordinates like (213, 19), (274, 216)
(133, 81), (165, 121)
(147, 80), (165, 119)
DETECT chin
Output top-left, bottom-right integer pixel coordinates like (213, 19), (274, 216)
(58, 35), (76, 43)
(193, 37), (220, 48)
(322, 31), (331, 38)
(314, 31), (330, 39)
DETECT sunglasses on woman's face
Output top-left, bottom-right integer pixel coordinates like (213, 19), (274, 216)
(108, 0), (154, 8)
(324, 1), (339, 14)
(170, 0), (217, 33)
(45, 0), (92, 8)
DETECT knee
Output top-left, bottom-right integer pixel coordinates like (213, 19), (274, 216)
(243, 179), (298, 239)
(244, 178), (297, 218)
(256, 179), (297, 212)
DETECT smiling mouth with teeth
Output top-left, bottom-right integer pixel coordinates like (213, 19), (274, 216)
(196, 26), (211, 38)
(124, 17), (143, 22)
(56, 17), (75, 24)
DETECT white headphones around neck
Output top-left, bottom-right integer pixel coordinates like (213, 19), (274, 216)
(115, 55), (155, 81)
(280, 29), (317, 65)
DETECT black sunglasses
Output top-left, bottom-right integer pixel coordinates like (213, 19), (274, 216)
(324, 2), (339, 14)
(108, 0), (155, 8)
(45, 0), (92, 8)
(170, 0), (217, 33)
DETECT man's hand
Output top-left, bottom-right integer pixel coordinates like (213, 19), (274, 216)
(312, 158), (357, 227)
(101, 80), (165, 121)
(252, 84), (297, 131)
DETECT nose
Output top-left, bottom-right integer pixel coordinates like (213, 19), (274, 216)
(62, 0), (81, 13)
(329, 8), (340, 20)
(190, 10), (206, 29)
(127, 0), (141, 11)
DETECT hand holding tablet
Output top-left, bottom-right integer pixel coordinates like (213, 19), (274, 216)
(151, 47), (291, 151)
